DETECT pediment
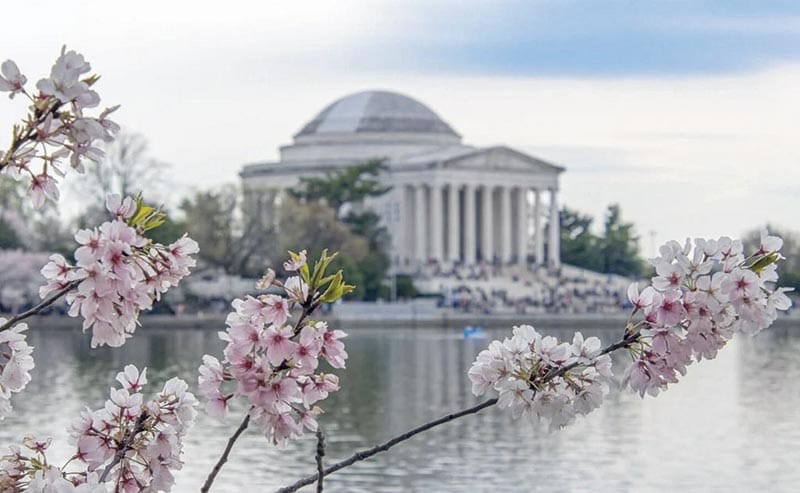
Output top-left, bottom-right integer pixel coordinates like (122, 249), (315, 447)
(442, 146), (564, 174)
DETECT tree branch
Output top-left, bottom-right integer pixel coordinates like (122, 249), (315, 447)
(0, 281), (77, 332)
(315, 428), (325, 493)
(274, 330), (642, 493)
(99, 412), (148, 483)
(201, 412), (251, 493)
(274, 398), (498, 493)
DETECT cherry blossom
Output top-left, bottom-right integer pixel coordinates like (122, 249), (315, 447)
(283, 249), (307, 271)
(622, 235), (792, 397)
(39, 194), (198, 347)
(471, 234), (791, 431)
(198, 251), (351, 446)
(0, 321), (35, 420)
(0, 60), (26, 98)
(0, 366), (195, 492)
(0, 47), (119, 209)
(469, 325), (612, 431)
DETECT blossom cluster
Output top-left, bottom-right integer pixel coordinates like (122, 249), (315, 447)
(39, 194), (198, 348)
(0, 366), (196, 492)
(469, 325), (612, 431)
(199, 250), (350, 445)
(0, 47), (119, 208)
(623, 233), (792, 397)
(0, 321), (34, 420)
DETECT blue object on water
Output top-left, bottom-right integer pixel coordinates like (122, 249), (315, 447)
(462, 326), (486, 339)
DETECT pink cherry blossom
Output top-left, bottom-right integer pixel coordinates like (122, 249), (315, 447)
(105, 193), (136, 219)
(653, 289), (685, 327)
(284, 276), (309, 304)
(622, 235), (792, 397)
(264, 325), (298, 366)
(283, 249), (307, 271)
(0, 60), (26, 98)
(197, 252), (347, 446)
(2, 49), (119, 209)
(39, 195), (198, 348)
(758, 229), (783, 255)
(28, 173), (59, 209)
(0, 321), (35, 420)
(115, 365), (147, 392)
(2, 366), (195, 491)
(469, 324), (612, 431)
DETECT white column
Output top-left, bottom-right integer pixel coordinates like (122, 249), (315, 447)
(464, 183), (476, 265)
(534, 188), (544, 266)
(500, 186), (512, 263)
(395, 187), (406, 265)
(430, 183), (443, 262)
(548, 188), (560, 269)
(481, 185), (493, 262)
(516, 187), (528, 265)
(415, 184), (426, 262)
(447, 184), (460, 262)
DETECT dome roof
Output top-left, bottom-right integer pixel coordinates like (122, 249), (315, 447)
(296, 90), (459, 138)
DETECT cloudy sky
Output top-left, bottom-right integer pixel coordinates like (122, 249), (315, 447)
(2, 0), (799, 254)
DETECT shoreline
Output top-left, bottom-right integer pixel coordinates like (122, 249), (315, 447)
(11, 311), (800, 331)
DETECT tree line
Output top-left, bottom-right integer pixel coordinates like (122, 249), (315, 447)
(3, 132), (798, 300)
(558, 204), (644, 277)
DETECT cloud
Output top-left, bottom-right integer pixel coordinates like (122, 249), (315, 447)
(351, 0), (800, 76)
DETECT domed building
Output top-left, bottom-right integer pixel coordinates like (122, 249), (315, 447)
(240, 90), (563, 273)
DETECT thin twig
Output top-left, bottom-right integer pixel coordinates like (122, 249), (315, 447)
(275, 331), (643, 493)
(0, 281), (78, 332)
(201, 413), (251, 493)
(99, 412), (148, 482)
(274, 398), (498, 493)
(315, 428), (325, 493)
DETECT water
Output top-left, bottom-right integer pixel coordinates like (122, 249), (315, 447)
(2, 323), (800, 492)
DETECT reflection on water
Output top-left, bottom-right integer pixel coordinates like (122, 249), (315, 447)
(2, 324), (800, 492)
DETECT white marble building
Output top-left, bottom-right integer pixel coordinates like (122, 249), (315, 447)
(240, 90), (564, 273)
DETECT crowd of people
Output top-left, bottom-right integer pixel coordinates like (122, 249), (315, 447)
(416, 260), (633, 315)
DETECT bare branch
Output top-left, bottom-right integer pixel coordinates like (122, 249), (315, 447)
(0, 280), (77, 332)
(275, 331), (642, 492)
(201, 413), (251, 493)
(274, 398), (498, 493)
(315, 428), (325, 493)
(99, 412), (149, 482)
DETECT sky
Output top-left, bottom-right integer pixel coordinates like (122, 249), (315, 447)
(2, 0), (799, 255)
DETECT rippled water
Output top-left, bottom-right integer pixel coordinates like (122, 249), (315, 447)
(3, 322), (800, 492)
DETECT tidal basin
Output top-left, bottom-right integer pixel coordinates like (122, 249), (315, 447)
(2, 322), (799, 492)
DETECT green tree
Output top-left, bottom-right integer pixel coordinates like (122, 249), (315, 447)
(600, 204), (643, 276)
(289, 159), (391, 213)
(559, 207), (603, 272)
(287, 160), (393, 300)
(0, 176), (31, 249)
(342, 210), (392, 300)
(0, 217), (21, 249)
(557, 204), (643, 276)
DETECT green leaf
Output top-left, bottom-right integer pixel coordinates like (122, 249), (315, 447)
(319, 270), (343, 303)
(749, 252), (779, 274)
